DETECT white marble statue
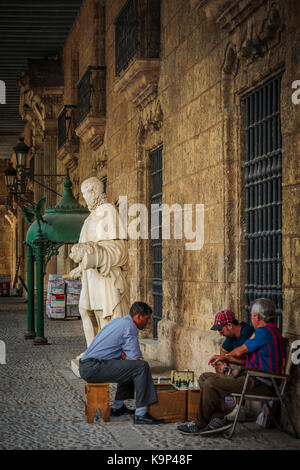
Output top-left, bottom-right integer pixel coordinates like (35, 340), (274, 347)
(67, 177), (129, 376)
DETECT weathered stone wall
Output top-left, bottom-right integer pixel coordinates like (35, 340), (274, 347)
(0, 159), (13, 278)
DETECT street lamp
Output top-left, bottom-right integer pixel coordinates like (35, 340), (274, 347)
(4, 161), (17, 193)
(4, 138), (65, 211)
(14, 137), (30, 170)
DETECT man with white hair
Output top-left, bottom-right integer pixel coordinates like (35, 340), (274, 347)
(68, 176), (129, 350)
(177, 298), (285, 436)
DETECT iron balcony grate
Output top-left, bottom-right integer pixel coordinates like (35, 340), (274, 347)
(114, 0), (139, 76)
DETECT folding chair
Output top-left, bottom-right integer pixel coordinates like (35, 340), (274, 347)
(223, 339), (299, 440)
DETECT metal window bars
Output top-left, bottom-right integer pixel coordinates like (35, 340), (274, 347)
(114, 0), (139, 76)
(76, 66), (106, 125)
(243, 75), (283, 330)
(57, 105), (77, 150)
(114, 0), (161, 76)
(151, 146), (163, 339)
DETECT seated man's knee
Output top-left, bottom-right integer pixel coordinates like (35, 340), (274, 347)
(199, 372), (215, 382)
(134, 360), (150, 374)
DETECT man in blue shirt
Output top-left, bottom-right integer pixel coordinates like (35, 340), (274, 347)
(177, 298), (284, 436)
(79, 301), (164, 425)
(210, 310), (254, 374)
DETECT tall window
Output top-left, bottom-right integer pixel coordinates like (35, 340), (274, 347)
(114, 0), (139, 76)
(150, 146), (163, 339)
(243, 76), (282, 329)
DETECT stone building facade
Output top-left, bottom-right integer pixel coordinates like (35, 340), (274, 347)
(0, 159), (13, 277)
(6, 0), (300, 432)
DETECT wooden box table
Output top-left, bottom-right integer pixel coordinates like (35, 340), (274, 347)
(187, 389), (200, 421)
(148, 385), (187, 422)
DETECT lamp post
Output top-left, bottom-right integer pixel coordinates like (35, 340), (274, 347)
(4, 138), (63, 206)
(14, 137), (30, 170)
(4, 161), (17, 193)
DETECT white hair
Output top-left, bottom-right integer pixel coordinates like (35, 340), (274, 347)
(251, 298), (276, 322)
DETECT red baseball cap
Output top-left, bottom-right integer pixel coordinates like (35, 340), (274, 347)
(211, 310), (236, 330)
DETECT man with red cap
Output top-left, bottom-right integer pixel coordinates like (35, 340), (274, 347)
(211, 310), (254, 369)
(210, 309), (254, 421)
(177, 298), (284, 436)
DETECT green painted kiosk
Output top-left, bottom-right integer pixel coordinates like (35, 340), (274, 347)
(25, 172), (89, 345)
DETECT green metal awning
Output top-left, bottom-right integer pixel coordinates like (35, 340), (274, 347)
(24, 171), (89, 345)
(26, 171), (89, 246)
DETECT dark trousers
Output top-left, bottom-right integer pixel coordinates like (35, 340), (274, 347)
(196, 372), (274, 428)
(79, 358), (157, 408)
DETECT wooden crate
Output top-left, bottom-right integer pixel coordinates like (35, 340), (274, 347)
(148, 385), (187, 422)
(187, 389), (200, 421)
(85, 382), (110, 423)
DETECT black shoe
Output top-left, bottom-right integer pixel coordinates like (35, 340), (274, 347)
(133, 412), (164, 425)
(110, 405), (135, 417)
(177, 422), (202, 435)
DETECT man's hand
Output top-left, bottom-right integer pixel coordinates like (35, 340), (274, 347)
(208, 354), (228, 366)
(214, 362), (229, 375)
(121, 351), (127, 360)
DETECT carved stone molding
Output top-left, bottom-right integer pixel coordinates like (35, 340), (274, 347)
(115, 59), (161, 111)
(194, 0), (266, 33)
(57, 142), (79, 171)
(216, 0), (265, 33)
(75, 116), (106, 151)
(5, 211), (17, 227)
(222, 3), (285, 74)
(222, 42), (239, 76)
(18, 72), (63, 136)
(192, 0), (225, 21)
(137, 99), (163, 144)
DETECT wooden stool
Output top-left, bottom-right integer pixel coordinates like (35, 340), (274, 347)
(85, 382), (110, 423)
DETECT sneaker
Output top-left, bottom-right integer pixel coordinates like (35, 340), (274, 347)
(197, 417), (232, 435)
(225, 406), (246, 422)
(177, 422), (202, 435)
(110, 405), (135, 417)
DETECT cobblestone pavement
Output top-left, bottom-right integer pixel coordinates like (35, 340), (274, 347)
(0, 301), (300, 450)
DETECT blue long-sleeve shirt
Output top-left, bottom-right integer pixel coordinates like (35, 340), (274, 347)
(81, 315), (142, 361)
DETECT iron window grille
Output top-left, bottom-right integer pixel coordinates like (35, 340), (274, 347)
(57, 105), (77, 150)
(76, 66), (106, 125)
(151, 146), (163, 339)
(243, 75), (283, 330)
(114, 0), (160, 76)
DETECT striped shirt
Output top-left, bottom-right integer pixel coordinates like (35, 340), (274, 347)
(244, 323), (285, 374)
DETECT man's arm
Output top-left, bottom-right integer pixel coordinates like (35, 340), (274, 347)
(122, 327), (143, 361)
(220, 347), (229, 355)
(209, 344), (250, 367)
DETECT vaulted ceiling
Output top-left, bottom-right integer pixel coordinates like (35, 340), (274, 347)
(0, 0), (83, 159)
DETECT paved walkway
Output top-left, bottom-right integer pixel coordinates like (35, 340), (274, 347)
(0, 300), (299, 450)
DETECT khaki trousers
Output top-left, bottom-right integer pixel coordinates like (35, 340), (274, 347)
(196, 372), (273, 428)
